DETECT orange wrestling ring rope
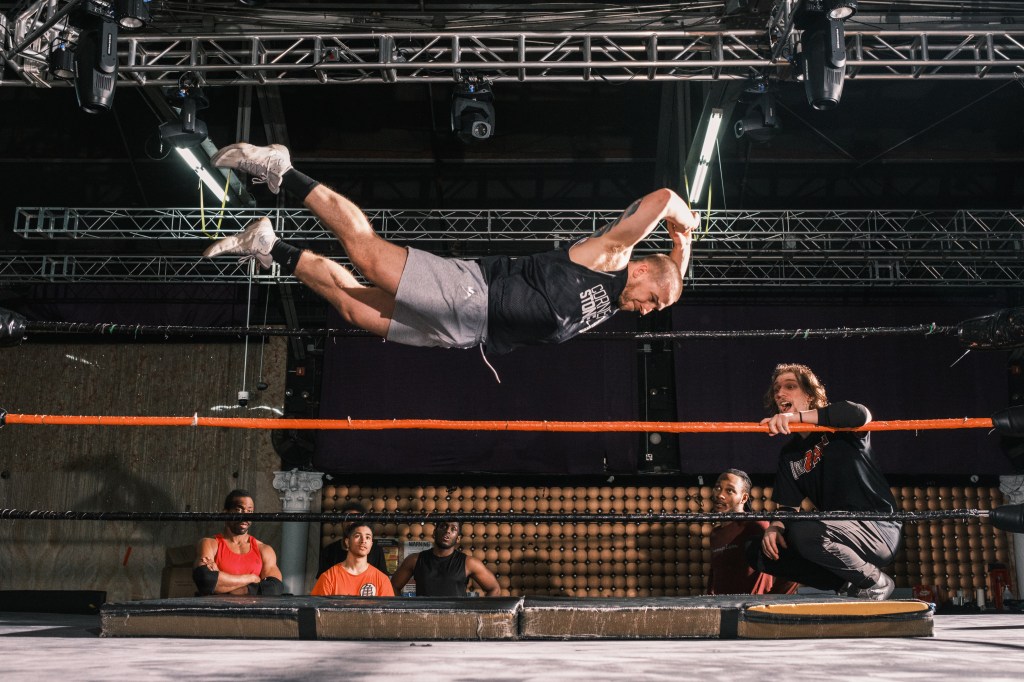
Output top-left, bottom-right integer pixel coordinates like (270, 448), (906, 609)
(0, 412), (996, 432)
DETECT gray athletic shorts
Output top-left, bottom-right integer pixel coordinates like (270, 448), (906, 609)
(387, 247), (489, 349)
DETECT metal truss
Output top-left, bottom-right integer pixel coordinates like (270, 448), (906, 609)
(6, 207), (1024, 287)
(4, 28), (1024, 88)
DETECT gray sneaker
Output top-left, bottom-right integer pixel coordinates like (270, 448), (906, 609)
(211, 143), (292, 194)
(848, 571), (895, 601)
(202, 217), (277, 269)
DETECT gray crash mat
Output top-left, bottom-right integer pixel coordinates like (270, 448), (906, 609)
(101, 595), (934, 640)
(314, 596), (522, 640)
(101, 595), (523, 640)
(737, 599), (934, 639)
(101, 596), (309, 639)
(520, 595), (739, 639)
(519, 595), (934, 640)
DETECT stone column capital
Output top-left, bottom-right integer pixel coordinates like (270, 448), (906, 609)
(273, 469), (324, 512)
(999, 475), (1024, 505)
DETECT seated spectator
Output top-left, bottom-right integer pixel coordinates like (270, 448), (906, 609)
(312, 522), (394, 596)
(319, 501), (389, 576)
(391, 520), (501, 597)
(708, 470), (798, 596)
(193, 489), (284, 596)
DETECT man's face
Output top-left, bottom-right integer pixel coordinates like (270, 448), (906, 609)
(345, 525), (374, 558)
(617, 264), (673, 316)
(772, 371), (811, 414)
(225, 496), (254, 536)
(433, 522), (461, 549)
(713, 474), (749, 513)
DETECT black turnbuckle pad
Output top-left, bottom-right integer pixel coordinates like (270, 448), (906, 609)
(990, 503), (1024, 534)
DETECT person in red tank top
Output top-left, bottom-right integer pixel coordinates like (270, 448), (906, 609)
(193, 489), (284, 596)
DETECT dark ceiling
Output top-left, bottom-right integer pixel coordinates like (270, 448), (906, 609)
(1, 1), (1022, 214)
(1, 1), (1023, 321)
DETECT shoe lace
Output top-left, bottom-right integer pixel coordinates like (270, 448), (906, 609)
(236, 159), (269, 184)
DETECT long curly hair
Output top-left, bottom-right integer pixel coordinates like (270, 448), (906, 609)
(762, 363), (828, 414)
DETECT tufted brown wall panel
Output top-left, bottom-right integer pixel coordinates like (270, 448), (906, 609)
(322, 483), (1013, 599)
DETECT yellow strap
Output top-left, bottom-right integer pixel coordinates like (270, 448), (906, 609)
(200, 169), (232, 240)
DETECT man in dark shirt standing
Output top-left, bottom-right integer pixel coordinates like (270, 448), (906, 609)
(202, 142), (699, 355)
(390, 520), (501, 597)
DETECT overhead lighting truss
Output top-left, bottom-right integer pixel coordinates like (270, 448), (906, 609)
(3, 26), (1024, 87)
(6, 207), (1024, 287)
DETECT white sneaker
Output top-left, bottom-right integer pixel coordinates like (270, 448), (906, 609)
(203, 218), (278, 269)
(848, 571), (895, 601)
(211, 143), (292, 194)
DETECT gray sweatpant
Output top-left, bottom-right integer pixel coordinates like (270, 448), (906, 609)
(749, 519), (902, 591)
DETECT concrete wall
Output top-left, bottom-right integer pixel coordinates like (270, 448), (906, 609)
(0, 341), (287, 602)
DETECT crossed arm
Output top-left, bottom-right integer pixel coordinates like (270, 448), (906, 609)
(193, 537), (283, 595)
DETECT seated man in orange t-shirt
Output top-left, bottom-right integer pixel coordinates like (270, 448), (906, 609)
(312, 522), (394, 597)
(193, 489), (284, 596)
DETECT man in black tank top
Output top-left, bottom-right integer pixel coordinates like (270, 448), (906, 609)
(204, 143), (700, 353)
(391, 521), (501, 597)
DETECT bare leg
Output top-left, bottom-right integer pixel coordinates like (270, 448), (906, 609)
(304, 184), (408, 295)
(294, 251), (396, 339)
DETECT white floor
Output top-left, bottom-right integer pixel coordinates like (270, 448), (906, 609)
(1, 611), (1023, 681)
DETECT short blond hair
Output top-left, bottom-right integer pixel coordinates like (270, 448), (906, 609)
(638, 254), (683, 303)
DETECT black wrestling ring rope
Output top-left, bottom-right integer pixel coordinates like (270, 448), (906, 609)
(0, 508), (1001, 525)
(21, 321), (952, 342)
(8, 308), (1024, 350)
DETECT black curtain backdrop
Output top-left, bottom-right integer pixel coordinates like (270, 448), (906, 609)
(10, 284), (253, 328)
(314, 310), (638, 474)
(671, 303), (1012, 476)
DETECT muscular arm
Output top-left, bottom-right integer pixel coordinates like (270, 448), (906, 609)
(569, 188), (699, 272)
(259, 542), (283, 581)
(466, 557), (501, 596)
(390, 554), (418, 595)
(667, 221), (693, 289)
(193, 537), (259, 595)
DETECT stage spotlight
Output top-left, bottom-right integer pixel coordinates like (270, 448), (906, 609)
(48, 40), (76, 80)
(159, 72), (210, 149)
(801, 14), (846, 110)
(115, 0), (151, 30)
(451, 79), (495, 142)
(74, 18), (118, 114)
(734, 92), (779, 142)
(158, 73), (231, 201)
(827, 0), (858, 20)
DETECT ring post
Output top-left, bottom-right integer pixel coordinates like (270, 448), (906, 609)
(272, 469), (324, 596)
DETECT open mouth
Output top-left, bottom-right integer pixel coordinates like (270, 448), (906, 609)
(779, 401), (792, 411)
